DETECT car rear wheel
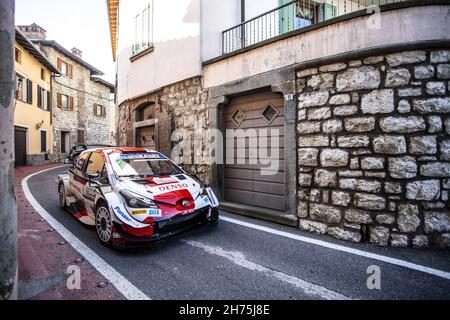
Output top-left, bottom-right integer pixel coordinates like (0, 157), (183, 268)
(58, 184), (66, 209)
(96, 204), (113, 246)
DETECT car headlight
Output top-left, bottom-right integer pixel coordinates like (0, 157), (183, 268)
(120, 190), (158, 209)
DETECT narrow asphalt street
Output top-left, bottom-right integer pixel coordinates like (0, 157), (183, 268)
(24, 166), (450, 300)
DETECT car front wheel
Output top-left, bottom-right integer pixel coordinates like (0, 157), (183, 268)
(95, 203), (113, 246)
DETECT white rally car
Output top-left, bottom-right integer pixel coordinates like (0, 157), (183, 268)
(58, 147), (219, 247)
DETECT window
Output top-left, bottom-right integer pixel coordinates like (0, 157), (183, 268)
(77, 130), (85, 144)
(93, 104), (106, 117)
(133, 2), (153, 55)
(262, 104), (279, 124)
(15, 48), (22, 64)
(57, 58), (73, 78)
(40, 130), (47, 153)
(86, 152), (105, 176)
(41, 68), (46, 81)
(25, 79), (33, 104)
(137, 103), (154, 121)
(15, 73), (26, 102)
(231, 109), (246, 128)
(57, 93), (73, 110)
(46, 91), (51, 110)
(37, 86), (48, 110)
(61, 62), (68, 75)
(61, 94), (69, 109)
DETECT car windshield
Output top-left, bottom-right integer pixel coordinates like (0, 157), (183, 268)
(109, 153), (183, 178)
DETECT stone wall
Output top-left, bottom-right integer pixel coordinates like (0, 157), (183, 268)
(296, 49), (450, 248)
(40, 46), (113, 161)
(118, 76), (211, 184)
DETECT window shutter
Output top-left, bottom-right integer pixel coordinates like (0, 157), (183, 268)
(57, 93), (62, 108)
(93, 104), (97, 116)
(27, 80), (33, 104)
(69, 65), (74, 79)
(47, 91), (51, 110)
(70, 96), (74, 111)
(37, 86), (42, 107)
(103, 106), (107, 117)
(57, 58), (62, 71)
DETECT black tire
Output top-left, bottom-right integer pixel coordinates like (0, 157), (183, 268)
(95, 203), (113, 246)
(58, 183), (67, 209)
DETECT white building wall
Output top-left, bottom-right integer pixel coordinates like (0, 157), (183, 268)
(201, 0), (279, 62)
(117, 0), (201, 105)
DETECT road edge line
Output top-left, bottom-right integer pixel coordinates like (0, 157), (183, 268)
(22, 166), (150, 300)
(221, 216), (450, 281)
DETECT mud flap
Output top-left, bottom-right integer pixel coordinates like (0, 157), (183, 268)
(206, 188), (219, 208)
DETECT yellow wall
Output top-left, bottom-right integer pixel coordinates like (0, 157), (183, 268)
(14, 43), (53, 156)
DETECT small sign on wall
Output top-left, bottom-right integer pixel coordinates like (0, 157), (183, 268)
(284, 94), (294, 101)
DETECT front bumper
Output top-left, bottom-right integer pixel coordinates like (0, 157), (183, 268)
(112, 206), (219, 245)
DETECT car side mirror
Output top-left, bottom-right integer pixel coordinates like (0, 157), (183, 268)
(87, 173), (100, 179)
(89, 180), (101, 188)
(64, 157), (74, 165)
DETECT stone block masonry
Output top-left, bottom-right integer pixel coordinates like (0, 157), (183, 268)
(296, 50), (450, 248)
(118, 76), (211, 184)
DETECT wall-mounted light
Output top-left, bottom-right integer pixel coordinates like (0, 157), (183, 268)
(36, 121), (44, 130)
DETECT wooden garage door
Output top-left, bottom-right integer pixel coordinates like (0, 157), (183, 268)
(224, 91), (285, 211)
(14, 127), (27, 167)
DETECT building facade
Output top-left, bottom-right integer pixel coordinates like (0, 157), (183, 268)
(108, 0), (210, 181)
(14, 28), (60, 166)
(108, 1), (450, 248)
(18, 24), (116, 162)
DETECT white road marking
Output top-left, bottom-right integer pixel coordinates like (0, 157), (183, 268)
(184, 240), (351, 300)
(220, 216), (450, 281)
(22, 166), (150, 300)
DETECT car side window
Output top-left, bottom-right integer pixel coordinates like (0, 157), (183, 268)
(86, 152), (105, 176)
(75, 152), (90, 171)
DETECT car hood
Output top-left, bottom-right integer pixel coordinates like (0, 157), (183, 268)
(127, 174), (202, 205)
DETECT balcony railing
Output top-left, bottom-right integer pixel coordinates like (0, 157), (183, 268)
(222, 0), (409, 55)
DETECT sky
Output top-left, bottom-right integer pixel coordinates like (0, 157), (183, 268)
(15, 0), (115, 83)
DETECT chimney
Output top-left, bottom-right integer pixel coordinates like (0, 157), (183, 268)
(18, 23), (46, 40)
(71, 47), (83, 59)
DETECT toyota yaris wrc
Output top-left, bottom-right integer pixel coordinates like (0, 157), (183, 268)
(58, 147), (219, 247)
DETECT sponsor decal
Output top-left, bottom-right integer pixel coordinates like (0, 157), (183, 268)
(116, 159), (127, 169)
(120, 153), (165, 160)
(202, 196), (211, 205)
(157, 183), (189, 193)
(132, 209), (148, 215)
(153, 177), (178, 184)
(109, 174), (117, 186)
(114, 206), (132, 223)
(148, 209), (162, 217)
